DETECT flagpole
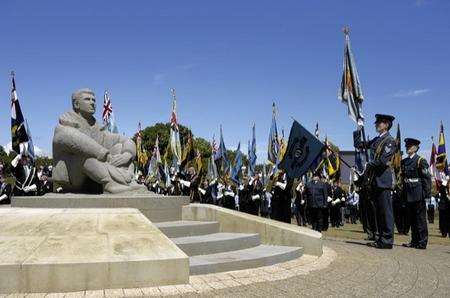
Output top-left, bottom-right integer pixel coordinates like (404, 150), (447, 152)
(343, 26), (370, 163)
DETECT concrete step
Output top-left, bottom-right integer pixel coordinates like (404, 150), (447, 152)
(155, 220), (220, 238)
(190, 244), (303, 275)
(172, 232), (260, 256)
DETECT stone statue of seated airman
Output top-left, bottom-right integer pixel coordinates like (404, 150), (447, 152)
(52, 88), (144, 194)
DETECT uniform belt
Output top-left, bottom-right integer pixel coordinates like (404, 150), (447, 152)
(405, 178), (419, 183)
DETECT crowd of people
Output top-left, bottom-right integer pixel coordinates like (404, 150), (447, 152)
(0, 156), (53, 204)
(133, 162), (449, 239)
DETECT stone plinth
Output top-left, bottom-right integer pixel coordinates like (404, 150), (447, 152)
(0, 208), (189, 294)
(182, 204), (323, 256)
(12, 193), (190, 222)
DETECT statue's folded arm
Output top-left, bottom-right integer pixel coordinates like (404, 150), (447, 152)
(54, 125), (109, 161)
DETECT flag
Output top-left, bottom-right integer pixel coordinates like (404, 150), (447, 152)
(325, 137), (340, 179)
(10, 73), (29, 155)
(103, 91), (118, 133)
(392, 123), (402, 177)
(268, 102), (279, 164)
(24, 119), (35, 161)
(248, 124), (257, 177)
(195, 149), (203, 175)
(136, 122), (146, 166)
(147, 151), (158, 178)
(207, 155), (219, 181)
(231, 142), (243, 184)
(154, 135), (162, 164)
(214, 125), (230, 175)
(314, 122), (319, 138)
(169, 88), (182, 164)
(430, 137), (439, 186)
(102, 91), (112, 123)
(339, 29), (364, 125)
(163, 160), (171, 188)
(279, 120), (325, 179)
(436, 121), (448, 174)
(181, 131), (195, 169)
(207, 137), (219, 180)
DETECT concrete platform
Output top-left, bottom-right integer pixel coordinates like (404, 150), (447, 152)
(0, 208), (189, 294)
(12, 193), (190, 222)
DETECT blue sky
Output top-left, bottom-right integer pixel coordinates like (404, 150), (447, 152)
(1, 0), (449, 161)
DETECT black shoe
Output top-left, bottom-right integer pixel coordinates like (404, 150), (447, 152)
(364, 236), (376, 241)
(415, 245), (427, 250)
(367, 241), (379, 248)
(402, 243), (416, 248)
(377, 243), (393, 249)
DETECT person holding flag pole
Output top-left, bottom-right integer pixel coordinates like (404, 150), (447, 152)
(339, 27), (397, 248)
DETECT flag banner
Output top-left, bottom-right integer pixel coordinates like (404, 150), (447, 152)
(195, 149), (203, 176)
(10, 74), (29, 155)
(103, 91), (118, 133)
(248, 124), (257, 177)
(163, 160), (171, 188)
(25, 119), (35, 161)
(325, 138), (340, 179)
(392, 123), (402, 179)
(136, 122), (145, 166)
(279, 120), (325, 179)
(339, 31), (364, 125)
(430, 138), (439, 186)
(214, 126), (230, 175)
(181, 132), (195, 169)
(314, 122), (319, 138)
(436, 122), (448, 174)
(267, 102), (279, 164)
(155, 135), (162, 164)
(231, 142), (243, 184)
(170, 89), (182, 164)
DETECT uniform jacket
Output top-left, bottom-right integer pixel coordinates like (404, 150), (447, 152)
(401, 154), (431, 202)
(366, 132), (396, 189)
(304, 180), (328, 208)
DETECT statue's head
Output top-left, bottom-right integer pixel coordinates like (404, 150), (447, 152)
(72, 89), (96, 118)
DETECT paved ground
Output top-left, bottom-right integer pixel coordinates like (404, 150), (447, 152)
(195, 238), (450, 298)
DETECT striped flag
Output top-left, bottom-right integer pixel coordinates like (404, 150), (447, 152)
(231, 142), (243, 184)
(339, 28), (364, 126)
(436, 121), (448, 174)
(430, 137), (439, 186)
(169, 88), (182, 165)
(103, 91), (113, 123)
(214, 125), (230, 175)
(267, 102), (279, 164)
(103, 91), (118, 133)
(248, 124), (257, 177)
(10, 72), (29, 155)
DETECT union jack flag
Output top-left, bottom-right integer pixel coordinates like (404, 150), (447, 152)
(102, 91), (113, 123)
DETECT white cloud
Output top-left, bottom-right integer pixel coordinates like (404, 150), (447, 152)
(392, 88), (430, 98)
(4, 142), (50, 157)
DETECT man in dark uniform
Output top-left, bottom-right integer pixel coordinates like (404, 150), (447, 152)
(304, 172), (328, 232)
(12, 154), (38, 197)
(360, 114), (397, 249)
(330, 180), (345, 227)
(271, 171), (292, 223)
(401, 138), (431, 249)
